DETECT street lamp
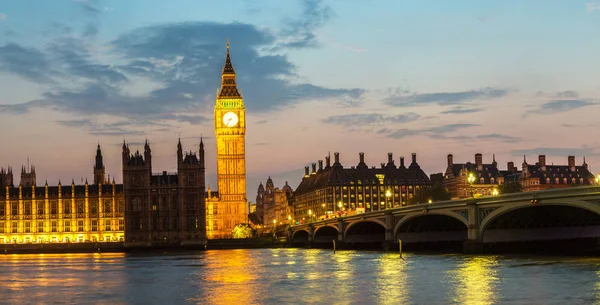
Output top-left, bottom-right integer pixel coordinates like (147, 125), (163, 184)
(492, 188), (499, 196)
(596, 174), (600, 184)
(308, 209), (312, 222)
(322, 203), (325, 217)
(385, 189), (392, 209)
(467, 173), (476, 197)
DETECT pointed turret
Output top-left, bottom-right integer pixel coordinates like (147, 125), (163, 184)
(218, 40), (241, 98)
(94, 143), (106, 185)
(199, 137), (205, 168)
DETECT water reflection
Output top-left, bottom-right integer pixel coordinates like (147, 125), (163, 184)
(376, 253), (411, 305)
(197, 250), (257, 305)
(451, 256), (499, 305)
(0, 250), (598, 304)
(0, 253), (127, 304)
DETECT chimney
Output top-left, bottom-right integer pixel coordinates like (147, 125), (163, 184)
(411, 153), (417, 164)
(325, 155), (331, 168)
(381, 163), (385, 168)
(507, 161), (515, 172)
(539, 155), (546, 167)
(304, 166), (309, 176)
(318, 160), (323, 171)
(311, 163), (317, 174)
(334, 152), (340, 164)
(475, 153), (482, 168)
(447, 154), (453, 167)
(359, 152), (365, 164)
(388, 153), (393, 164)
(568, 155), (575, 169)
(400, 157), (405, 168)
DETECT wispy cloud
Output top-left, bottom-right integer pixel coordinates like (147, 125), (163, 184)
(384, 87), (509, 107)
(475, 133), (520, 143)
(440, 107), (482, 114)
(0, 43), (56, 83)
(0, 13), (7, 21)
(586, 2), (600, 12)
(323, 112), (420, 126)
(56, 119), (170, 136)
(536, 99), (596, 114)
(0, 19), (363, 125)
(386, 123), (480, 139)
(555, 90), (579, 98)
(281, 0), (334, 48)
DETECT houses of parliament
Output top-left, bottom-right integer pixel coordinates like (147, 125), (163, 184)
(0, 42), (248, 244)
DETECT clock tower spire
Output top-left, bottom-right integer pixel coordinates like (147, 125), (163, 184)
(208, 40), (248, 239)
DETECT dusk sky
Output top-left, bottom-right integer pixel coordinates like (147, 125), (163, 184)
(1, 0), (600, 200)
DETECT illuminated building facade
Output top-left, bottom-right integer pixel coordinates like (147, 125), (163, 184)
(0, 145), (125, 244)
(443, 153), (521, 199)
(293, 152), (430, 222)
(521, 155), (595, 191)
(122, 139), (206, 246)
(207, 41), (248, 239)
(256, 177), (293, 227)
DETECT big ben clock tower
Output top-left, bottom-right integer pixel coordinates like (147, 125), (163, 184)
(208, 41), (248, 238)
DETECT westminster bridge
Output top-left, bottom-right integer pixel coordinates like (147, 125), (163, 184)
(285, 186), (600, 253)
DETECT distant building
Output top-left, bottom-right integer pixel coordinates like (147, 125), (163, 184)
(293, 152), (430, 223)
(122, 139), (206, 246)
(256, 177), (293, 227)
(0, 145), (125, 244)
(521, 155), (595, 191)
(443, 153), (521, 199)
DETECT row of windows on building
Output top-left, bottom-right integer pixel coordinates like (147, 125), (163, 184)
(0, 219), (125, 233)
(0, 200), (124, 215)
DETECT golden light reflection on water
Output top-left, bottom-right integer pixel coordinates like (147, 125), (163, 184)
(376, 253), (411, 305)
(0, 253), (127, 303)
(450, 256), (499, 305)
(200, 250), (257, 305)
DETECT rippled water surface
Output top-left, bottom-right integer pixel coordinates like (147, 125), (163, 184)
(1, 249), (600, 304)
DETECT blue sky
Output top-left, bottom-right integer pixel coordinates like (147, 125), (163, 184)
(1, 0), (600, 198)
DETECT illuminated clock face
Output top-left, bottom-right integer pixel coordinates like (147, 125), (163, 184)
(223, 112), (238, 127)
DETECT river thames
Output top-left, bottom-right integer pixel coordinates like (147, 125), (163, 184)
(0, 249), (599, 304)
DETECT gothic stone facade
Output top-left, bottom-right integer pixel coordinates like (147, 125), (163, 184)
(122, 139), (206, 246)
(0, 145), (125, 244)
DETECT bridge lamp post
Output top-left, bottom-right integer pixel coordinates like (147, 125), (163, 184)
(308, 209), (312, 223)
(467, 173), (476, 197)
(492, 188), (499, 196)
(596, 174), (600, 184)
(322, 203), (325, 217)
(385, 190), (392, 209)
(338, 201), (343, 215)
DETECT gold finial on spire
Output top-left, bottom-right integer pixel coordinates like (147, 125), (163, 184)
(226, 38), (230, 50)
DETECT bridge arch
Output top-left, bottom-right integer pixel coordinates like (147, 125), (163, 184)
(393, 211), (469, 248)
(291, 229), (310, 244)
(313, 225), (339, 244)
(480, 199), (600, 234)
(344, 220), (387, 244)
(480, 199), (600, 246)
(393, 210), (468, 237)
